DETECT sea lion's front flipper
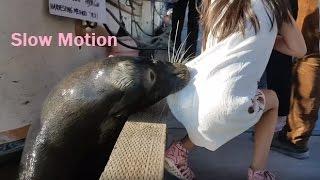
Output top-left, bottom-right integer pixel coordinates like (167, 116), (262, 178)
(98, 116), (126, 144)
(108, 86), (143, 118)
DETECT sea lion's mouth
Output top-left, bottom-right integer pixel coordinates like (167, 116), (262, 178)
(172, 63), (190, 91)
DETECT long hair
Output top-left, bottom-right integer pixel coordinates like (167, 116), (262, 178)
(200, 0), (292, 50)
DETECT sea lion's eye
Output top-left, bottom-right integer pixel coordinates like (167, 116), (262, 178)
(144, 69), (156, 91)
(150, 71), (155, 81)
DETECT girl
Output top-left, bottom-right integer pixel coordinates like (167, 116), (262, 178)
(165, 0), (306, 179)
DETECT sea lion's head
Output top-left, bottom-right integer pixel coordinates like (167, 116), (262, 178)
(138, 58), (190, 107)
(93, 56), (191, 116)
(150, 60), (189, 92)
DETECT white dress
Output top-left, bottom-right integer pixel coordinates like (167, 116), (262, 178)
(166, 0), (278, 151)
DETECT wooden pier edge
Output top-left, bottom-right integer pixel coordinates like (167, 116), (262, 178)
(99, 100), (169, 180)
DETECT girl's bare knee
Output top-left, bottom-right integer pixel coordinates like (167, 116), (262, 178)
(262, 89), (279, 110)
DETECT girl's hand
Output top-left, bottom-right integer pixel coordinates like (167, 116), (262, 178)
(273, 11), (307, 58)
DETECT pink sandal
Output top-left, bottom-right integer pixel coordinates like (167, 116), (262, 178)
(164, 141), (195, 180)
(248, 167), (275, 180)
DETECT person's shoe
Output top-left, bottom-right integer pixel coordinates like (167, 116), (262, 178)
(271, 134), (309, 159)
(164, 141), (195, 180)
(248, 168), (275, 180)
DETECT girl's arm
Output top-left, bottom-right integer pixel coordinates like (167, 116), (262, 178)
(274, 12), (307, 58)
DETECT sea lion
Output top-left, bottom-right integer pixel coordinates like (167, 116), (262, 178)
(19, 56), (190, 180)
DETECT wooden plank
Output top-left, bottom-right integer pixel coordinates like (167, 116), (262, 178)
(0, 125), (30, 145)
(100, 100), (169, 180)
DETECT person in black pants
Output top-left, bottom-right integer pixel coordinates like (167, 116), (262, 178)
(266, 0), (298, 132)
(266, 52), (293, 131)
(171, 0), (200, 58)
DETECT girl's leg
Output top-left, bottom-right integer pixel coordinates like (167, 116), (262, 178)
(251, 89), (279, 171)
(181, 135), (196, 151)
(164, 136), (196, 179)
(179, 90), (278, 170)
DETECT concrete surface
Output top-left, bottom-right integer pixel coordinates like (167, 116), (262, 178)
(165, 123), (320, 180)
(1, 123), (319, 180)
(163, 95), (320, 179)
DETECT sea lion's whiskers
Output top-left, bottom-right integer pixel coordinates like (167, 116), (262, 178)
(173, 39), (185, 63)
(181, 54), (192, 64)
(173, 33), (188, 63)
(178, 44), (192, 63)
(173, 33), (190, 63)
(172, 21), (180, 63)
(168, 30), (172, 63)
(159, 101), (167, 120)
(172, 41), (182, 63)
